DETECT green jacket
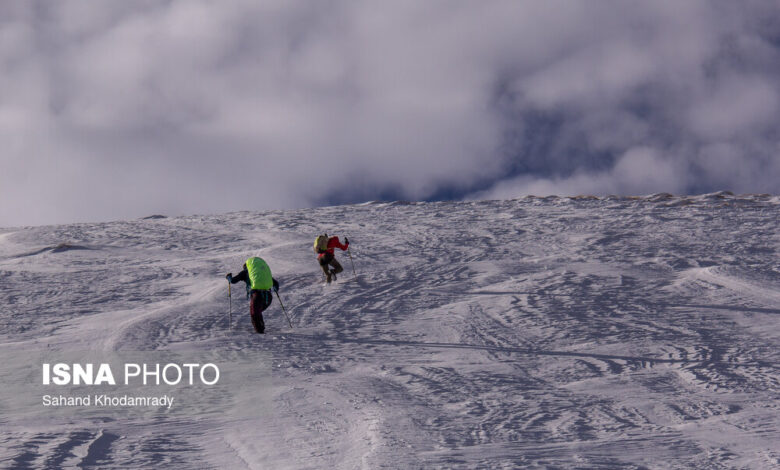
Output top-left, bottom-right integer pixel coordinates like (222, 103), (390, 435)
(245, 257), (273, 290)
(229, 257), (279, 292)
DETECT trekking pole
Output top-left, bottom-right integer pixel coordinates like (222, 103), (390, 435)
(275, 291), (293, 328)
(228, 281), (232, 332)
(347, 245), (357, 280)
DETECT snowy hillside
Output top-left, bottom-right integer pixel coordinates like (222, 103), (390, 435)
(1, 193), (779, 469)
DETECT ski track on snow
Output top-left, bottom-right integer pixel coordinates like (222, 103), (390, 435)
(1, 193), (779, 469)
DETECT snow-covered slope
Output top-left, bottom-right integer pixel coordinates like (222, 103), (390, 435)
(1, 194), (779, 469)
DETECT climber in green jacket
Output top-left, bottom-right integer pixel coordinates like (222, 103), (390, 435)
(226, 257), (280, 334)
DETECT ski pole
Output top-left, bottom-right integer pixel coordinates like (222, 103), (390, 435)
(275, 290), (293, 328)
(347, 245), (357, 280)
(228, 280), (232, 332)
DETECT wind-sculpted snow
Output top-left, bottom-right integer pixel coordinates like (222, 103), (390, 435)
(0, 193), (778, 468)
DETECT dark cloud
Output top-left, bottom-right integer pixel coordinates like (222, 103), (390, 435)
(0, 0), (778, 226)
(478, 0), (780, 198)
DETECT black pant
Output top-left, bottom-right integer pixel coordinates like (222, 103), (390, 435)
(319, 253), (343, 280)
(250, 290), (273, 333)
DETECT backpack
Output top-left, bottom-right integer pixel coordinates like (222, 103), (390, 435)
(314, 234), (329, 254)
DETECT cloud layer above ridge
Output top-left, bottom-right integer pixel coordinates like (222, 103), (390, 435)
(1, 0), (779, 226)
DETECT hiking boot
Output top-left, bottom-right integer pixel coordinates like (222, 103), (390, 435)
(330, 269), (337, 281)
(326, 273), (332, 284)
(251, 313), (265, 334)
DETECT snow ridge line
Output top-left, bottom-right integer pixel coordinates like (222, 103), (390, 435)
(275, 333), (778, 369)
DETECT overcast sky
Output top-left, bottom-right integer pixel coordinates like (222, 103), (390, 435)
(1, 0), (779, 227)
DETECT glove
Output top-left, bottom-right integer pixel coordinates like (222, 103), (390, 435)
(226, 273), (232, 281)
(344, 237), (349, 245)
(273, 285), (279, 293)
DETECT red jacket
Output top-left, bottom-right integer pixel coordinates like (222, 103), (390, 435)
(318, 236), (349, 258)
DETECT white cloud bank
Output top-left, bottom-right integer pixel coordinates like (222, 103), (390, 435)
(475, 147), (687, 199)
(0, 0), (778, 226)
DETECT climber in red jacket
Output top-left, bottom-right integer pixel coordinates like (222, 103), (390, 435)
(314, 234), (349, 284)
